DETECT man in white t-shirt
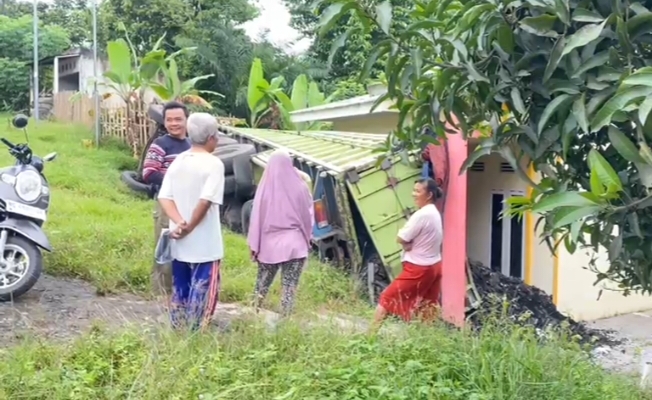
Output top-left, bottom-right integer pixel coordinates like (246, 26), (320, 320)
(158, 113), (225, 330)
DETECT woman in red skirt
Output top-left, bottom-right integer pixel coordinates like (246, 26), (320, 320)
(371, 177), (443, 332)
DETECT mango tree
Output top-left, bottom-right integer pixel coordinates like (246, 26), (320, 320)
(247, 57), (332, 130)
(319, 0), (652, 294)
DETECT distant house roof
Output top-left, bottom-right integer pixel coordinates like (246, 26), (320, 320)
(289, 84), (398, 123)
(26, 47), (94, 67)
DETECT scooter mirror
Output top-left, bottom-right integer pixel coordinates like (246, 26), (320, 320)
(43, 152), (57, 162)
(12, 114), (28, 129)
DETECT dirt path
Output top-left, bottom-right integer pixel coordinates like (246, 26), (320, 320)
(0, 274), (287, 343)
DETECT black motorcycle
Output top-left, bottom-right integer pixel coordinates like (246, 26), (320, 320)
(0, 114), (56, 301)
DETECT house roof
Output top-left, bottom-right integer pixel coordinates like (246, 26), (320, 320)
(289, 92), (398, 123)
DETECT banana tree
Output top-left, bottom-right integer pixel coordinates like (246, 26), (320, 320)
(246, 57), (333, 130)
(149, 56), (222, 108)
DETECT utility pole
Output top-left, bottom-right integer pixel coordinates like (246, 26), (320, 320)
(32, 0), (39, 121)
(92, 0), (100, 146)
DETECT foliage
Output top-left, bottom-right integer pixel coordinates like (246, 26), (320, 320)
(0, 58), (30, 111)
(318, 0), (652, 293)
(247, 57), (332, 130)
(0, 319), (649, 399)
(0, 117), (365, 313)
(0, 15), (69, 111)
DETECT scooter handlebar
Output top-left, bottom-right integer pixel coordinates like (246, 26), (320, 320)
(0, 138), (15, 149)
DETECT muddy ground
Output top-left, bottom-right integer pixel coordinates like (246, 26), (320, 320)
(0, 274), (647, 380)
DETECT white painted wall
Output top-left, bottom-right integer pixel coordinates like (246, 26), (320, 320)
(332, 113), (399, 134)
(466, 152), (555, 294)
(557, 236), (652, 321)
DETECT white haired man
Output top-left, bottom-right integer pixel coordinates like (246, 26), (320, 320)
(157, 113), (225, 330)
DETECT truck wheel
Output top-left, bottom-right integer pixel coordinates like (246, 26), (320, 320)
(213, 144), (256, 174)
(241, 199), (254, 235)
(358, 254), (390, 304)
(233, 154), (255, 200)
(0, 235), (43, 302)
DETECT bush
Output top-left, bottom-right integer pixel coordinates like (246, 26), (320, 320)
(0, 320), (648, 399)
(0, 118), (367, 315)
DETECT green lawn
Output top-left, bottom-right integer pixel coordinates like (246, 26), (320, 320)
(0, 117), (366, 315)
(0, 117), (649, 399)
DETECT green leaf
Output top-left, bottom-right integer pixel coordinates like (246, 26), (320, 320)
(543, 37), (565, 82)
(562, 19), (608, 56)
(510, 87), (526, 114)
(623, 67), (652, 86)
(464, 62), (489, 82)
(247, 58), (267, 114)
(519, 14), (559, 37)
(359, 41), (391, 81)
(290, 74), (309, 111)
(554, 0), (571, 25)
(590, 166), (606, 196)
(532, 192), (600, 213)
(590, 86), (652, 132)
(571, 51), (609, 78)
(572, 93), (589, 133)
(572, 8), (605, 22)
(274, 92), (294, 115)
(588, 148), (623, 193)
(375, 1), (393, 34)
(328, 29), (352, 66)
(608, 126), (645, 163)
(553, 206), (601, 228)
(149, 83), (172, 100)
(307, 81), (325, 108)
(537, 94), (573, 134)
(106, 39), (132, 84)
(318, 3), (355, 35)
(639, 94), (652, 124)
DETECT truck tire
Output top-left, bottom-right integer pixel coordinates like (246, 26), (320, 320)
(218, 135), (238, 146)
(223, 199), (244, 233)
(233, 154), (255, 200)
(241, 199), (254, 235)
(212, 144), (256, 175)
(121, 170), (151, 194)
(224, 175), (236, 196)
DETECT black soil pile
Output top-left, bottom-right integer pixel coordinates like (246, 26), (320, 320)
(466, 261), (619, 346)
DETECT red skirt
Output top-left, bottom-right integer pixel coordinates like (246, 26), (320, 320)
(378, 261), (442, 322)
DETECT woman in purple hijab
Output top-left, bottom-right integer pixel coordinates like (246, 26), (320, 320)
(247, 150), (313, 316)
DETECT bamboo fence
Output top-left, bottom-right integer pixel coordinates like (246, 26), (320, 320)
(52, 91), (246, 152)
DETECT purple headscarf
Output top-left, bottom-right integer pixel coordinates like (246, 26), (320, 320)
(247, 150), (313, 257)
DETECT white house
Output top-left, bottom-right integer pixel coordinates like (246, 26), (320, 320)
(289, 85), (652, 322)
(32, 47), (159, 107)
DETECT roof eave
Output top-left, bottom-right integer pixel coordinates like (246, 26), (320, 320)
(290, 99), (398, 123)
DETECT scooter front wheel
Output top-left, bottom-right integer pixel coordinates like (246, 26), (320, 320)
(0, 235), (43, 302)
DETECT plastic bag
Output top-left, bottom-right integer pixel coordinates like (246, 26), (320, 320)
(154, 228), (173, 264)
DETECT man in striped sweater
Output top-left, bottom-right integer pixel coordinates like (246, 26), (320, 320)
(143, 101), (191, 297)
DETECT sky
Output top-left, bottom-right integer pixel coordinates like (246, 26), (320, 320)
(241, 0), (313, 55)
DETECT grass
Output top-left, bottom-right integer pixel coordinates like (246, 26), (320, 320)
(0, 117), (367, 315)
(0, 319), (650, 400)
(0, 117), (650, 399)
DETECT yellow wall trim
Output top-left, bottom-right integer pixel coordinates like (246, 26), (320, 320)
(524, 164), (535, 285)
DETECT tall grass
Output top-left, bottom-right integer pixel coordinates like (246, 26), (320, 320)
(0, 319), (649, 400)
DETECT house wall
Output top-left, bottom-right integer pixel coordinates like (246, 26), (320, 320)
(76, 56), (161, 107)
(332, 113), (399, 134)
(556, 235), (652, 321)
(466, 152), (554, 294)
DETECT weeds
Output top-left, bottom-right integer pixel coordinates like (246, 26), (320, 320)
(0, 319), (649, 400)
